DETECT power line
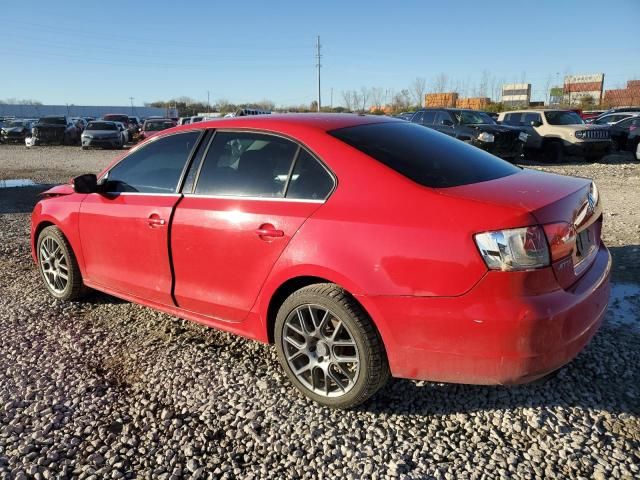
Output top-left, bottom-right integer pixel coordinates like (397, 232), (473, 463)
(316, 35), (322, 112)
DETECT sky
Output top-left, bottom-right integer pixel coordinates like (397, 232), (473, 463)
(1, 0), (639, 108)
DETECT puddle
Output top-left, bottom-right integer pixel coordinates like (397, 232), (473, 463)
(607, 283), (640, 331)
(0, 179), (36, 188)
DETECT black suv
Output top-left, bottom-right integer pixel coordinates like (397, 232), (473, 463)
(409, 108), (527, 160)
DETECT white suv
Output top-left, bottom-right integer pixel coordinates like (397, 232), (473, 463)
(498, 109), (611, 162)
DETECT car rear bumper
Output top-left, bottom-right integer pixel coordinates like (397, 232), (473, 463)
(563, 140), (611, 157)
(361, 243), (611, 385)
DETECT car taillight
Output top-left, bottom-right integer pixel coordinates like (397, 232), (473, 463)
(542, 222), (577, 261)
(475, 226), (550, 271)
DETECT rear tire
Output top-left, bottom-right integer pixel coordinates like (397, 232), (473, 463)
(37, 226), (86, 301)
(274, 283), (389, 409)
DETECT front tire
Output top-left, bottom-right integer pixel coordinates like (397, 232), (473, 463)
(274, 284), (389, 409)
(543, 140), (564, 163)
(37, 226), (85, 301)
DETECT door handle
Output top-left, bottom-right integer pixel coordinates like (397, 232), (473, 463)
(255, 224), (284, 238)
(147, 215), (166, 227)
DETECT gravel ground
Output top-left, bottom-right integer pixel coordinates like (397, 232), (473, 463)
(0, 145), (639, 479)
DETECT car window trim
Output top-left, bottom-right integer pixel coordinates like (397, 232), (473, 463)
(177, 129), (211, 194)
(190, 128), (337, 201)
(182, 193), (325, 204)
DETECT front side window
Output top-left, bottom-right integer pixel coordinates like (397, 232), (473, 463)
(545, 111), (583, 125)
(455, 110), (496, 125)
(195, 132), (298, 197)
(522, 113), (542, 125)
(503, 113), (522, 126)
(434, 111), (454, 126)
(330, 122), (519, 188)
(105, 131), (200, 193)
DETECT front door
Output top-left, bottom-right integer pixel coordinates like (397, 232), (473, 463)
(171, 132), (335, 322)
(79, 130), (202, 305)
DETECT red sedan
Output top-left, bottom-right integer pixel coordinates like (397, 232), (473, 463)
(31, 114), (611, 408)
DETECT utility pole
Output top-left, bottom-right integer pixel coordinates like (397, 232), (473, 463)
(129, 97), (134, 116)
(315, 35), (322, 112)
(207, 91), (210, 114)
(330, 87), (333, 110)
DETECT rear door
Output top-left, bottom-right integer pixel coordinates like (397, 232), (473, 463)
(171, 131), (335, 322)
(79, 131), (202, 305)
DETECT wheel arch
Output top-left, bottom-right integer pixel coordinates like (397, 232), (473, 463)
(33, 220), (56, 258)
(264, 275), (384, 346)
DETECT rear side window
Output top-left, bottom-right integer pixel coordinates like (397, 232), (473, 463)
(329, 122), (519, 188)
(195, 132), (298, 197)
(105, 131), (200, 193)
(422, 111), (436, 125)
(286, 150), (334, 200)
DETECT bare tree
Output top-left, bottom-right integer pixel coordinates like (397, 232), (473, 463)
(370, 87), (385, 109)
(478, 70), (489, 98)
(410, 77), (427, 107)
(432, 73), (449, 94)
(359, 86), (369, 112)
(341, 90), (354, 111)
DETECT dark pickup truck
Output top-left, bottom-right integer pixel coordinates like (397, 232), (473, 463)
(409, 108), (527, 161)
(32, 116), (80, 146)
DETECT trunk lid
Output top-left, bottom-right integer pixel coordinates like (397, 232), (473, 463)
(441, 168), (601, 289)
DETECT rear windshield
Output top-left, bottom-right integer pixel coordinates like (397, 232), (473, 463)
(144, 121), (173, 131)
(329, 121), (519, 188)
(87, 122), (117, 131)
(39, 117), (66, 125)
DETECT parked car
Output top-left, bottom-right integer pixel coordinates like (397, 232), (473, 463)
(81, 121), (126, 149)
(70, 117), (87, 133)
(178, 117), (192, 126)
(410, 108), (527, 160)
(114, 122), (129, 144)
(499, 109), (611, 162)
(394, 112), (415, 121)
(31, 114), (611, 408)
(581, 110), (605, 122)
(31, 116), (80, 146)
(1, 119), (33, 143)
(102, 114), (135, 142)
(609, 116), (640, 153)
(139, 118), (177, 140)
(590, 112), (639, 126)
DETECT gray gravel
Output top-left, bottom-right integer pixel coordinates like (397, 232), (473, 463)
(1, 145), (639, 479)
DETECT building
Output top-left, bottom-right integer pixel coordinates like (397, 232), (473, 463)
(425, 92), (458, 108)
(501, 83), (531, 108)
(455, 97), (490, 110)
(603, 80), (640, 107)
(423, 93), (489, 109)
(563, 74), (604, 106)
(0, 104), (178, 119)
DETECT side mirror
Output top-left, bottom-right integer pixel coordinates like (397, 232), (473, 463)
(73, 173), (98, 193)
(441, 119), (454, 127)
(530, 120), (542, 127)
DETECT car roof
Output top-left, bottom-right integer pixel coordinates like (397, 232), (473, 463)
(171, 113), (398, 134)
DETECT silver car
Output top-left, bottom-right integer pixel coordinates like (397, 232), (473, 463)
(81, 121), (125, 149)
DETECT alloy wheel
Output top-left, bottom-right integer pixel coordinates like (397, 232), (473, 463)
(39, 236), (69, 294)
(282, 304), (360, 397)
